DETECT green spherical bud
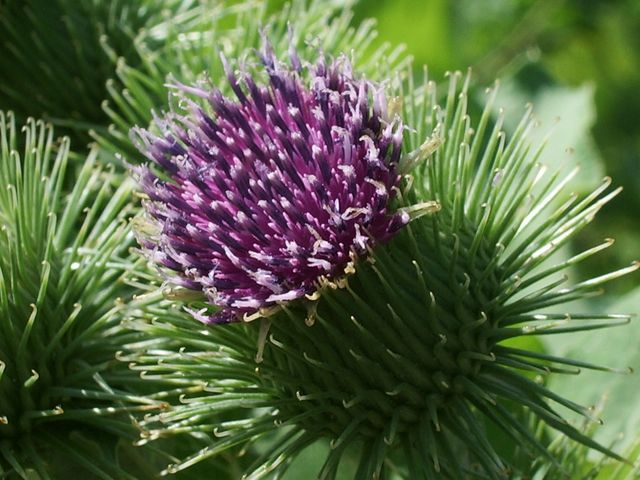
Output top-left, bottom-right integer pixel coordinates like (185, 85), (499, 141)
(0, 112), (170, 477)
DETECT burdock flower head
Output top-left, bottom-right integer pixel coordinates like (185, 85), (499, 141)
(127, 45), (638, 477)
(132, 40), (419, 323)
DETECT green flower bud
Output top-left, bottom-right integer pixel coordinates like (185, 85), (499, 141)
(0, 112), (170, 478)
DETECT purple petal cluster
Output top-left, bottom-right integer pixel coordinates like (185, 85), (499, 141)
(132, 45), (407, 323)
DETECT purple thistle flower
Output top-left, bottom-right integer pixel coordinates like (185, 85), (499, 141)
(131, 44), (408, 324)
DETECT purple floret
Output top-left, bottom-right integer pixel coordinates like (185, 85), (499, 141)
(132, 43), (407, 323)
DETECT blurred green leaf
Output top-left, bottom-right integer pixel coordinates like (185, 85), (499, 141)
(283, 441), (330, 479)
(353, 0), (453, 73)
(545, 285), (640, 448)
(494, 81), (605, 193)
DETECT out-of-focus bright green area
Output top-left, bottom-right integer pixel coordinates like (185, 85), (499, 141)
(350, 0), (640, 295)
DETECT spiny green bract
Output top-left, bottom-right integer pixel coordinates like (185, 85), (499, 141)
(0, 0), (204, 146)
(0, 112), (173, 478)
(122, 67), (637, 479)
